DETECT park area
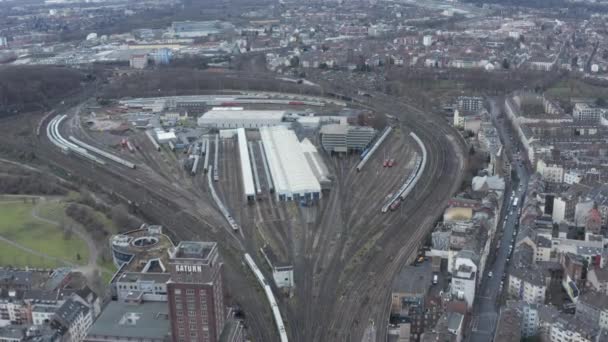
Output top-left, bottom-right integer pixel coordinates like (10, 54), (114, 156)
(0, 196), (89, 268)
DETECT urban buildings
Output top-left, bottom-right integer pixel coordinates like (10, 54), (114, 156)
(51, 299), (92, 342)
(0, 268), (100, 341)
(105, 226), (242, 342)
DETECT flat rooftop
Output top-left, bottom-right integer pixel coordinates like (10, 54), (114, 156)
(200, 109), (286, 121)
(392, 261), (432, 295)
(260, 126), (321, 198)
(86, 300), (170, 340)
(169, 241), (217, 261)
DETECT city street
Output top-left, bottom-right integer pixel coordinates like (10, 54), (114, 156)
(467, 98), (530, 341)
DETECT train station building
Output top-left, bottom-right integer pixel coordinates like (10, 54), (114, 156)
(197, 108), (287, 129)
(260, 126), (322, 201)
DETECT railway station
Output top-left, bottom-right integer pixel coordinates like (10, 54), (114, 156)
(260, 126), (322, 201)
(197, 108), (287, 129)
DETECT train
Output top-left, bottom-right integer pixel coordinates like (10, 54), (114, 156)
(47, 115), (107, 166)
(191, 155), (200, 175)
(381, 132), (427, 213)
(206, 166), (240, 231)
(69, 136), (137, 169)
(213, 135), (219, 182)
(356, 126), (393, 172)
(203, 139), (210, 173)
(243, 253), (289, 342)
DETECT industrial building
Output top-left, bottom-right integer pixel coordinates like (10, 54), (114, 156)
(237, 128), (256, 201)
(300, 138), (331, 189)
(197, 108), (287, 129)
(320, 124), (376, 153)
(260, 126), (322, 201)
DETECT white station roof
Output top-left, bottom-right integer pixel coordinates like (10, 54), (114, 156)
(237, 128), (256, 198)
(260, 126), (321, 198)
(200, 109), (286, 121)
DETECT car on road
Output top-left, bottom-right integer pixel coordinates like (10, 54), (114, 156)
(488, 271), (493, 278)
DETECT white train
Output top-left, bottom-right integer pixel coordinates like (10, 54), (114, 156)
(69, 136), (136, 169)
(381, 132), (427, 213)
(243, 253), (288, 342)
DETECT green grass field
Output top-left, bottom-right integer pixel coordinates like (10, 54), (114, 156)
(0, 241), (61, 268)
(0, 200), (89, 266)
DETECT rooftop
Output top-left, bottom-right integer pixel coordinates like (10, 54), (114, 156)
(260, 126), (321, 197)
(578, 290), (608, 311)
(111, 226), (174, 276)
(86, 300), (170, 340)
(198, 109), (286, 123)
(169, 241), (217, 261)
(53, 299), (89, 326)
(494, 306), (521, 342)
(392, 261), (432, 296)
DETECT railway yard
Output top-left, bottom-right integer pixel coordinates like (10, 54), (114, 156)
(32, 74), (465, 342)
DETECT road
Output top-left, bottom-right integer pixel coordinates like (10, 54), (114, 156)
(467, 98), (530, 341)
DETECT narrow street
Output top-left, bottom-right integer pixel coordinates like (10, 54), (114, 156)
(467, 98), (530, 341)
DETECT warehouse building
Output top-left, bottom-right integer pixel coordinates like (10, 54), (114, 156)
(320, 124), (376, 153)
(300, 138), (332, 189)
(260, 126), (321, 201)
(197, 108), (287, 129)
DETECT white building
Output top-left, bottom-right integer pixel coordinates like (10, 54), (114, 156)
(564, 170), (583, 185)
(453, 109), (463, 128)
(260, 126), (321, 201)
(450, 253), (477, 309)
(52, 299), (92, 342)
(129, 54), (148, 69)
(261, 245), (294, 289)
(422, 35), (433, 47)
(573, 103), (603, 122)
(0, 293), (25, 327)
(508, 268), (547, 304)
(553, 196), (567, 224)
(197, 109), (286, 129)
(536, 159), (564, 183)
(550, 315), (606, 342)
(32, 304), (61, 326)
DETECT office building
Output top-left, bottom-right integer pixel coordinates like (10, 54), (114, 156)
(320, 124), (376, 153)
(573, 103), (603, 122)
(167, 242), (225, 342)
